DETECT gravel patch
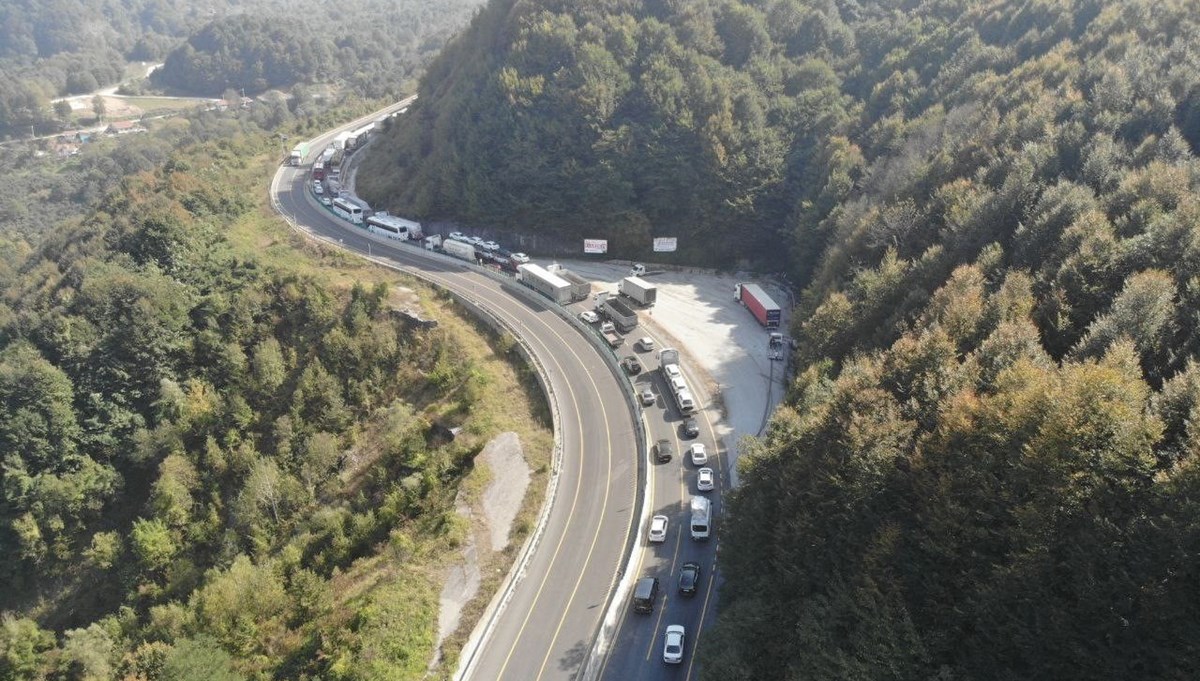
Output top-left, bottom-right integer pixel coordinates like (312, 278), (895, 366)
(478, 432), (531, 551)
(435, 431), (530, 653)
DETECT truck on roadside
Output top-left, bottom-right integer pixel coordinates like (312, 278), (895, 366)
(599, 294), (639, 332)
(546, 264), (591, 302)
(289, 141), (309, 166)
(735, 282), (781, 328)
(424, 234), (442, 251)
(516, 263), (572, 305)
(442, 239), (477, 263)
(690, 496), (711, 541)
(600, 321), (624, 348)
(658, 348), (696, 414)
(619, 276), (657, 306)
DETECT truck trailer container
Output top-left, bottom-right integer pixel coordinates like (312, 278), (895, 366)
(424, 234), (442, 250)
(289, 141), (309, 165)
(516, 264), (572, 305)
(332, 130), (353, 150)
(619, 276), (657, 306)
(346, 123), (375, 151)
(442, 239), (477, 263)
(599, 295), (639, 332)
(546, 264), (591, 302)
(658, 348), (696, 414)
(735, 283), (782, 328)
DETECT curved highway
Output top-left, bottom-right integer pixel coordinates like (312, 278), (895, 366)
(272, 102), (732, 680)
(271, 103), (641, 680)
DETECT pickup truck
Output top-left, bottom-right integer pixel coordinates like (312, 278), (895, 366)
(600, 321), (624, 348)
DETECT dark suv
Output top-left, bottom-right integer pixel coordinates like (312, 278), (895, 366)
(682, 417), (699, 438)
(654, 438), (674, 463)
(621, 356), (642, 374)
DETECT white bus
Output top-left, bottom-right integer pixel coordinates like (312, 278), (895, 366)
(365, 213), (422, 240)
(332, 197), (364, 224)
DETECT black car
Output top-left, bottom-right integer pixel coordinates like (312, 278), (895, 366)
(678, 562), (701, 597)
(621, 356), (642, 374)
(682, 417), (699, 438)
(654, 438), (674, 463)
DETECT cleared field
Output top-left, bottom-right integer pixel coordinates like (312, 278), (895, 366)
(117, 95), (209, 111)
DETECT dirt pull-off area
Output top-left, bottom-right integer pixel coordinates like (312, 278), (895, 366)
(437, 432), (530, 652)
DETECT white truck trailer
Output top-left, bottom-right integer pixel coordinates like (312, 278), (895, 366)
(442, 239), (477, 263)
(546, 264), (592, 302)
(659, 348), (696, 414)
(517, 263), (572, 305)
(619, 276), (657, 306)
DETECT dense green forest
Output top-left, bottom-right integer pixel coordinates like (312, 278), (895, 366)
(0, 0), (483, 138)
(702, 0), (1200, 678)
(152, 0), (484, 98)
(357, 0), (1200, 676)
(0, 109), (548, 679)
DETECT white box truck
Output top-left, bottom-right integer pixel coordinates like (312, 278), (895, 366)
(619, 276), (657, 306)
(517, 263), (572, 305)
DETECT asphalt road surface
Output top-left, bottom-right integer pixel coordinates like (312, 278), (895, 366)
(271, 109), (640, 680)
(592, 330), (725, 681)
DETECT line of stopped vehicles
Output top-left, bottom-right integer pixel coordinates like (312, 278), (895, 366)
(298, 128), (792, 667)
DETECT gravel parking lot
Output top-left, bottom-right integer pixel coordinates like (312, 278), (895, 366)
(553, 259), (789, 487)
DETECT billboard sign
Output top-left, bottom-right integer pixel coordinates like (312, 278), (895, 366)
(653, 237), (677, 252)
(584, 239), (608, 254)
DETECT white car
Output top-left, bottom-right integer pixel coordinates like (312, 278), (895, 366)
(314, 183), (324, 195)
(663, 363), (682, 380)
(636, 337), (655, 352)
(663, 624), (685, 664)
(481, 240), (500, 251)
(320, 197), (332, 206)
(697, 467), (714, 492)
(689, 443), (708, 466)
(670, 376), (688, 393)
(467, 236), (484, 246)
(448, 231), (465, 241)
(510, 252), (530, 264)
(579, 310), (600, 324)
(648, 515), (668, 543)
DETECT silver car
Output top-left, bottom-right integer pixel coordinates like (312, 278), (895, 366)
(663, 625), (685, 664)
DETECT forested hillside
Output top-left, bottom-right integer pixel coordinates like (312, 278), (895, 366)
(359, 0), (1200, 676)
(701, 0), (1200, 679)
(0, 125), (546, 679)
(153, 0), (484, 98)
(0, 0), (483, 138)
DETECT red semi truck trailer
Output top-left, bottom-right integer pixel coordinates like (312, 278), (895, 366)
(735, 283), (781, 328)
